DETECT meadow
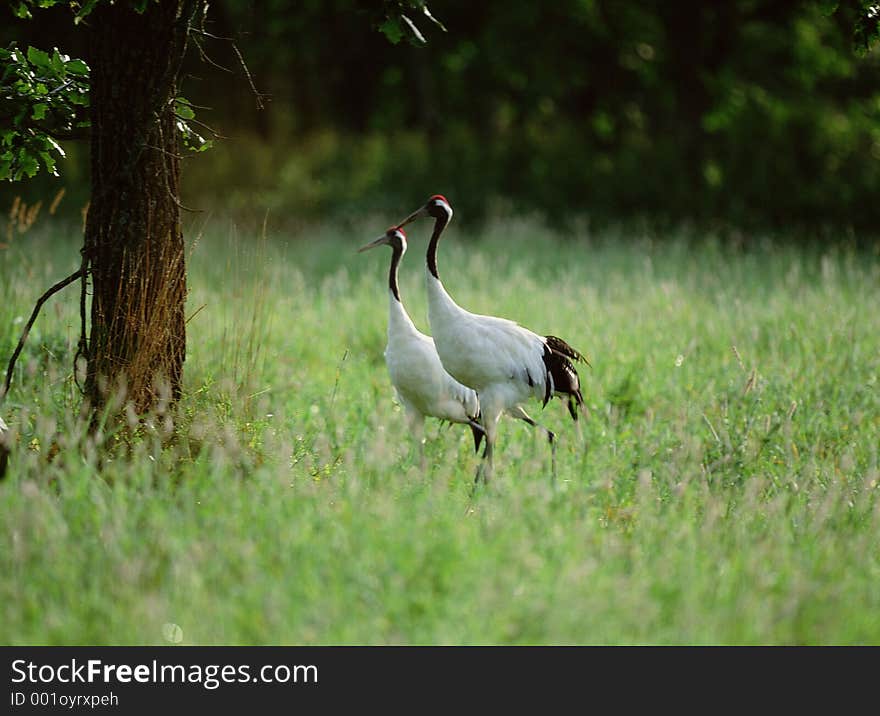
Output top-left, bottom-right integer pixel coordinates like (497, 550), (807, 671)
(1, 215), (879, 645)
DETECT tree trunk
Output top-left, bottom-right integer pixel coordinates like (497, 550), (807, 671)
(84, 1), (201, 417)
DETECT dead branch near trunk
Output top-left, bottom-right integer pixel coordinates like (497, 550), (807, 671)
(2, 268), (86, 404)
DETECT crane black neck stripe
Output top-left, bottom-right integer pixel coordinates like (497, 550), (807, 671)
(426, 214), (449, 279)
(389, 243), (402, 302)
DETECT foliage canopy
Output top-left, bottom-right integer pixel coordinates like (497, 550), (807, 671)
(3, 1), (880, 230)
(1, 0), (442, 181)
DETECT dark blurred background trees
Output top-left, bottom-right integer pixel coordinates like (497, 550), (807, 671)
(4, 0), (880, 232)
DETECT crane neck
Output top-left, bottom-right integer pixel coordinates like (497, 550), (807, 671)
(388, 243), (404, 302)
(426, 214), (449, 280)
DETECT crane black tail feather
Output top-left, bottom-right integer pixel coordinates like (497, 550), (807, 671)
(542, 342), (586, 422)
(545, 335), (591, 367)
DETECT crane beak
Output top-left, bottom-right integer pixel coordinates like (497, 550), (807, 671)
(357, 235), (390, 253)
(396, 205), (428, 229)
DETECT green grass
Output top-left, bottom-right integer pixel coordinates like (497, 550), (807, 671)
(1, 217), (879, 645)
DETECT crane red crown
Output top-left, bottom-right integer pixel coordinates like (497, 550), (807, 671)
(429, 194), (449, 205)
(388, 226), (406, 237)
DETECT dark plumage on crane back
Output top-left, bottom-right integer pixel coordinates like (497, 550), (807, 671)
(542, 335), (587, 421)
(545, 335), (590, 367)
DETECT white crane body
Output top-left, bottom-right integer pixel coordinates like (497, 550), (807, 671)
(425, 276), (546, 396)
(384, 292), (479, 427)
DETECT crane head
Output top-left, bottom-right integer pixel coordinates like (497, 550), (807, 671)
(398, 194), (453, 228)
(358, 226), (407, 253)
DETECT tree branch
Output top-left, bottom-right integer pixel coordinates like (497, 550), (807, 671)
(2, 268), (86, 404)
(190, 27), (267, 109)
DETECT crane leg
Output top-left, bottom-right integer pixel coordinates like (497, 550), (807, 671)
(474, 438), (494, 485)
(472, 411), (499, 490)
(467, 419), (485, 454)
(507, 406), (557, 479)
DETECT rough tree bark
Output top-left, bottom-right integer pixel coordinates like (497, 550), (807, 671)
(83, 1), (203, 417)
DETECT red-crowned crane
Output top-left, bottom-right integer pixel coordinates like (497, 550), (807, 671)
(359, 227), (484, 463)
(397, 196), (589, 483)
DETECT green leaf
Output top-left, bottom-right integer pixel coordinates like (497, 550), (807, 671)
(66, 59), (89, 76)
(51, 48), (64, 74)
(31, 103), (48, 121)
(74, 0), (100, 24)
(379, 18), (404, 45)
(176, 117), (215, 154)
(11, 2), (31, 19)
(175, 98), (195, 120)
(27, 47), (51, 70)
(17, 152), (40, 179)
(38, 150), (57, 175)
